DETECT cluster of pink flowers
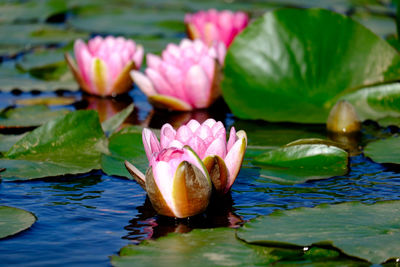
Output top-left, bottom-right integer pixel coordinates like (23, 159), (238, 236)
(67, 9), (249, 107)
(67, 9), (250, 218)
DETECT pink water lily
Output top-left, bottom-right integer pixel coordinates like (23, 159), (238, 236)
(65, 36), (144, 97)
(130, 39), (225, 111)
(125, 146), (212, 218)
(185, 9), (249, 48)
(141, 119), (247, 194)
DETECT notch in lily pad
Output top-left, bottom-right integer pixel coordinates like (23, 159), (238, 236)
(252, 138), (349, 184)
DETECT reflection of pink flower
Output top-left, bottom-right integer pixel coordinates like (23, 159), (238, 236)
(66, 36), (144, 97)
(130, 39), (225, 111)
(185, 9), (249, 47)
(142, 119), (247, 194)
(125, 146), (211, 218)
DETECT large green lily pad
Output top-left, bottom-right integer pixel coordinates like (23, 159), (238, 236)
(252, 141), (348, 183)
(0, 105), (69, 128)
(222, 8), (400, 123)
(342, 83), (400, 125)
(101, 126), (148, 179)
(237, 201), (400, 264)
(364, 136), (400, 164)
(0, 133), (26, 153)
(1, 110), (108, 181)
(111, 227), (366, 266)
(0, 206), (36, 239)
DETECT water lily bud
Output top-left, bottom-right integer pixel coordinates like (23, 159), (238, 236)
(142, 119), (247, 194)
(184, 9), (249, 48)
(66, 36), (144, 97)
(126, 146), (212, 218)
(130, 39), (225, 111)
(327, 100), (361, 134)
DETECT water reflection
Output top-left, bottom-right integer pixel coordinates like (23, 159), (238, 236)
(123, 193), (243, 243)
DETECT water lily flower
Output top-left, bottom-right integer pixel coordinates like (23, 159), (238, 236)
(184, 9), (249, 48)
(125, 146), (212, 218)
(140, 119), (247, 194)
(65, 36), (144, 97)
(130, 39), (225, 111)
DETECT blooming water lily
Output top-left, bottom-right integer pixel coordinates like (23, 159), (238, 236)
(66, 36), (144, 97)
(185, 9), (249, 48)
(125, 146), (212, 218)
(130, 39), (225, 111)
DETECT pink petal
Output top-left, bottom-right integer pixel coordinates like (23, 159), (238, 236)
(186, 120), (200, 133)
(160, 123), (176, 148)
(146, 54), (163, 71)
(160, 63), (189, 102)
(130, 70), (157, 96)
(74, 39), (93, 91)
(211, 121), (225, 138)
(168, 139), (184, 149)
(187, 136), (207, 159)
(194, 124), (213, 146)
(226, 127), (237, 152)
(146, 68), (175, 97)
(176, 125), (193, 144)
(152, 160), (175, 213)
(142, 128), (161, 162)
(133, 45), (144, 69)
(198, 56), (215, 81)
(184, 65), (211, 109)
(224, 136), (246, 193)
(204, 137), (226, 159)
(202, 118), (216, 129)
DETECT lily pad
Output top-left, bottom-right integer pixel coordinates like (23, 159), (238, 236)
(0, 206), (36, 239)
(0, 24), (87, 47)
(0, 105), (70, 128)
(101, 104), (134, 136)
(253, 142), (348, 183)
(15, 97), (78, 106)
(222, 8), (400, 123)
(0, 133), (26, 153)
(111, 227), (365, 266)
(342, 83), (400, 124)
(101, 126), (148, 179)
(237, 201), (400, 264)
(0, 63), (79, 92)
(1, 110), (107, 181)
(364, 135), (400, 164)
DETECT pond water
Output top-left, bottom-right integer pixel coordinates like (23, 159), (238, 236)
(0, 0), (399, 266)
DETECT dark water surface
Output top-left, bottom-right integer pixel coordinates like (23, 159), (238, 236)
(1, 89), (400, 266)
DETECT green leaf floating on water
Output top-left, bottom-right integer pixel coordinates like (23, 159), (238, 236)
(111, 227), (366, 267)
(0, 206), (36, 239)
(253, 141), (348, 183)
(0, 110), (108, 181)
(364, 136), (400, 164)
(101, 104), (134, 136)
(0, 105), (70, 128)
(237, 201), (400, 264)
(0, 133), (26, 153)
(342, 83), (400, 126)
(222, 8), (400, 123)
(101, 126), (148, 179)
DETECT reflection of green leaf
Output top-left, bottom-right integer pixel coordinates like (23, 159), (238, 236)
(0, 206), (37, 239)
(0, 105), (69, 128)
(101, 104), (134, 136)
(222, 8), (400, 123)
(253, 142), (348, 183)
(342, 83), (400, 125)
(237, 201), (400, 264)
(101, 126), (147, 179)
(1, 110), (107, 181)
(364, 136), (400, 164)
